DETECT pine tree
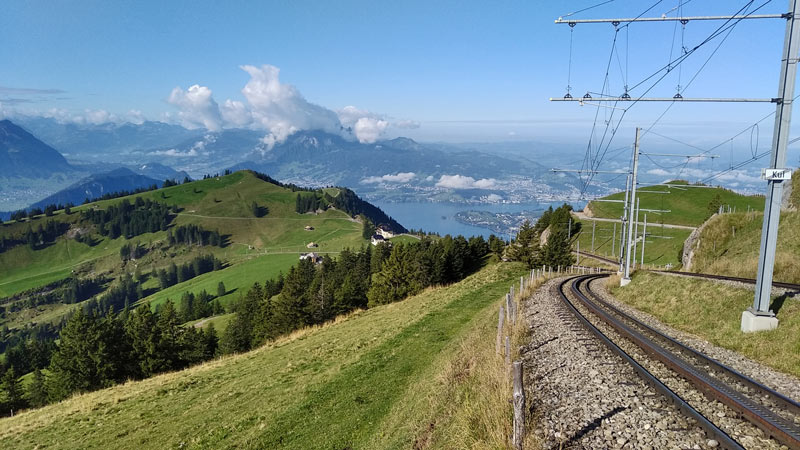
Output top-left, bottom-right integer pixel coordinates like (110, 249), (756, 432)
(1, 368), (27, 415)
(26, 368), (48, 408)
(510, 220), (540, 269)
(217, 281), (226, 298)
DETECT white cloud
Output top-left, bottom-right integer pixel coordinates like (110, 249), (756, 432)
(220, 99), (251, 127)
(394, 119), (420, 129)
(240, 64), (341, 148)
(148, 148), (198, 157)
(162, 64), (418, 147)
(360, 172), (416, 184)
(435, 174), (497, 189)
(353, 117), (388, 144)
(167, 84), (222, 131)
(126, 109), (145, 125)
(486, 193), (503, 202)
(646, 168), (671, 176)
(425, 175), (434, 182)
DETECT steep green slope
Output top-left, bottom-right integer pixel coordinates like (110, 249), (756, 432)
(0, 170), (370, 332)
(686, 170), (800, 283)
(573, 218), (690, 267)
(0, 262), (525, 449)
(586, 181), (764, 227)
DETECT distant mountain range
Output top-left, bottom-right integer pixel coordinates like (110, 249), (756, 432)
(12, 116), (203, 157)
(0, 119), (74, 178)
(0, 117), (599, 209)
(27, 168), (162, 210)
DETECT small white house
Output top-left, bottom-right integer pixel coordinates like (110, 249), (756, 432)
(376, 226), (395, 239)
(371, 234), (385, 246)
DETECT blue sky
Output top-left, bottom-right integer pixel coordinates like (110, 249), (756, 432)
(0, 0), (796, 154)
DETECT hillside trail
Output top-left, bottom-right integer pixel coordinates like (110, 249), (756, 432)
(177, 212), (357, 222)
(572, 211), (697, 231)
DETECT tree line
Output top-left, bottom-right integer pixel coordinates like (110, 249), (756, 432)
(166, 224), (224, 247)
(0, 301), (219, 415)
(156, 254), (223, 290)
(218, 235), (490, 354)
(0, 220), (70, 254)
(82, 197), (174, 240)
(507, 203), (579, 269)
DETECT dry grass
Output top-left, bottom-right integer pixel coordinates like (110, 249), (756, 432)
(405, 272), (554, 450)
(690, 210), (800, 283)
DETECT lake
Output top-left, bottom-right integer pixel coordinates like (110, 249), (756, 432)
(372, 200), (584, 239)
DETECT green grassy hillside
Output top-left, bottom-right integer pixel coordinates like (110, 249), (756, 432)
(0, 170), (368, 333)
(573, 219), (691, 267)
(586, 181), (764, 227)
(0, 262), (525, 449)
(686, 170), (800, 283)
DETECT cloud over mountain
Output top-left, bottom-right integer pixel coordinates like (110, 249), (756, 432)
(360, 172), (416, 184)
(435, 174), (497, 189)
(167, 64), (416, 148)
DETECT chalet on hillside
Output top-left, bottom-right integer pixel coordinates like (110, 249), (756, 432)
(304, 225), (314, 231)
(306, 242), (318, 248)
(371, 234), (385, 246)
(299, 252), (323, 264)
(376, 225), (395, 239)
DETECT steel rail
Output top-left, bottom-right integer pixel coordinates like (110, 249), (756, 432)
(582, 278), (800, 415)
(556, 275), (743, 450)
(651, 269), (800, 291)
(569, 251), (800, 291)
(568, 276), (800, 449)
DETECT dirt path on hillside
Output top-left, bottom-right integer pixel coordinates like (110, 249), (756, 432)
(572, 212), (697, 231)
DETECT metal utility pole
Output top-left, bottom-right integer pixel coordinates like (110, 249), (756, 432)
(641, 213), (648, 267)
(745, 0), (800, 332)
(622, 128), (640, 285)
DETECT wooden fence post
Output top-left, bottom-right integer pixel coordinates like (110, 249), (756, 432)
(505, 294), (511, 322)
(496, 306), (504, 354)
(505, 336), (511, 365)
(512, 361), (526, 449)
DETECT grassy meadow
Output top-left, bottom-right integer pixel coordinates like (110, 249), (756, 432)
(689, 210), (800, 284)
(0, 171), (369, 332)
(0, 262), (530, 449)
(572, 218), (690, 267)
(587, 182), (764, 227)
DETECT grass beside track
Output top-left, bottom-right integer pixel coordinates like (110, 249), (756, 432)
(610, 271), (800, 378)
(573, 219), (690, 268)
(689, 210), (800, 284)
(0, 262), (526, 450)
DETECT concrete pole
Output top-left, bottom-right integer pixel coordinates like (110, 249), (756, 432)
(591, 220), (596, 253)
(641, 213), (648, 266)
(632, 197), (641, 270)
(567, 217), (572, 240)
(745, 0), (800, 332)
(619, 172), (631, 274)
(612, 222), (617, 257)
(577, 241), (580, 265)
(622, 128), (640, 285)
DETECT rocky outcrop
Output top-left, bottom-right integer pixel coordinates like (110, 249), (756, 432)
(682, 214), (716, 270)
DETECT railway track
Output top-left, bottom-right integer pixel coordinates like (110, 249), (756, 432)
(557, 274), (800, 449)
(573, 251), (800, 291)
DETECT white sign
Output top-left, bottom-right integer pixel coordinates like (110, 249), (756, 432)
(761, 168), (793, 181)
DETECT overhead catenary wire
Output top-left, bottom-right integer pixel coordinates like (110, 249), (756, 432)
(574, 1), (770, 195)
